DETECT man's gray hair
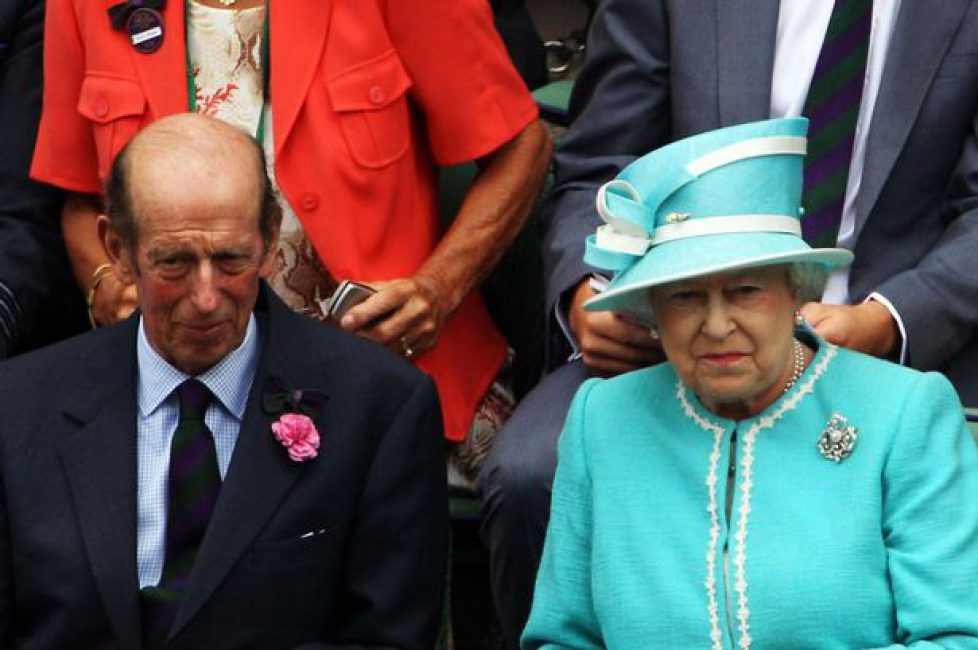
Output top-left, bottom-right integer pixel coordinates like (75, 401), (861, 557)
(104, 115), (281, 252)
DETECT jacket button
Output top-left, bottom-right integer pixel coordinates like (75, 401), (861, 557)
(368, 85), (386, 105)
(95, 99), (110, 118)
(300, 192), (320, 211)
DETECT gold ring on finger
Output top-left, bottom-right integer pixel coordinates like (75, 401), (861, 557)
(401, 337), (415, 359)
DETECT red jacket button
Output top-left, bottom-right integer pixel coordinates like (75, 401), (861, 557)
(368, 86), (386, 105)
(300, 192), (320, 211)
(95, 99), (110, 118)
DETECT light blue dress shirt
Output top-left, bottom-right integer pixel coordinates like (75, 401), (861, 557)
(135, 315), (259, 588)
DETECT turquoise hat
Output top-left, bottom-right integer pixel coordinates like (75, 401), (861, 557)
(583, 118), (853, 319)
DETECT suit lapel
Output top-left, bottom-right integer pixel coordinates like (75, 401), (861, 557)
(269, 0), (331, 155)
(58, 322), (142, 650)
(170, 294), (325, 637)
(127, 0), (188, 119)
(855, 0), (970, 237)
(716, 0), (779, 126)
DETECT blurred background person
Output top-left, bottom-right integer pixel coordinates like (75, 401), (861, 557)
(0, 0), (85, 358)
(491, 0), (548, 91)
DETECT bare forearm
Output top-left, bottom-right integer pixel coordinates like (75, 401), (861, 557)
(417, 120), (552, 310)
(337, 121), (551, 353)
(61, 193), (106, 291)
(62, 192), (138, 326)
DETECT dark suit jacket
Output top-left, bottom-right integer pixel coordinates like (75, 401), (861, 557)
(0, 0), (85, 358)
(0, 287), (448, 649)
(543, 0), (978, 404)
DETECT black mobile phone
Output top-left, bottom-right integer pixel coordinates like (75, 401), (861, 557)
(326, 280), (377, 319)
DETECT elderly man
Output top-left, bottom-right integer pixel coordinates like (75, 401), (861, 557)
(0, 114), (447, 649)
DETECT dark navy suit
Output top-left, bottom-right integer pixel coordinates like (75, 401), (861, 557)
(0, 288), (448, 649)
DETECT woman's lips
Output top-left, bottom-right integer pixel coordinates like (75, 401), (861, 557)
(701, 352), (747, 366)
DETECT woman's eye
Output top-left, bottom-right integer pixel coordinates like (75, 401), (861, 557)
(666, 290), (700, 306)
(730, 285), (763, 300)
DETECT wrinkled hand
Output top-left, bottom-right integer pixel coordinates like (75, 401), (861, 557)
(339, 275), (451, 357)
(799, 300), (898, 358)
(569, 280), (664, 376)
(92, 271), (138, 327)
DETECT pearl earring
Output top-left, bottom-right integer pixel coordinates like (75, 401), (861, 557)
(649, 325), (660, 340)
(794, 311), (806, 327)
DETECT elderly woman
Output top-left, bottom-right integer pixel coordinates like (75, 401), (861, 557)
(522, 119), (978, 648)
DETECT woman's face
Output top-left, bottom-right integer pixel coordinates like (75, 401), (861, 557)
(650, 266), (799, 419)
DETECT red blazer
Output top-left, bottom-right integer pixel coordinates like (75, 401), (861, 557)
(32, 0), (538, 440)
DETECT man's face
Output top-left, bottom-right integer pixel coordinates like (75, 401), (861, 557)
(109, 169), (276, 375)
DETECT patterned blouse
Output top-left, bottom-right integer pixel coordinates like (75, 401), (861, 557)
(187, 0), (335, 315)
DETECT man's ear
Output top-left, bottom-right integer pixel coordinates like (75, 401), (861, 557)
(97, 215), (136, 284)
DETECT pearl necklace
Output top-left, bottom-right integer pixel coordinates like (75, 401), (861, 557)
(783, 338), (806, 394)
(728, 339), (808, 478)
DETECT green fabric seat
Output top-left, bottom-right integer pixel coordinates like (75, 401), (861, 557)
(532, 79), (574, 126)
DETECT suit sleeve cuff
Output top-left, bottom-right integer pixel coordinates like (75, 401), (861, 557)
(865, 291), (909, 365)
(554, 298), (582, 361)
(554, 274), (612, 362)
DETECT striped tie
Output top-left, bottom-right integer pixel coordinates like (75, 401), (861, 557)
(801, 0), (873, 248)
(140, 379), (221, 648)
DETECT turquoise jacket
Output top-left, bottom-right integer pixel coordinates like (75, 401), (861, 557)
(523, 341), (978, 649)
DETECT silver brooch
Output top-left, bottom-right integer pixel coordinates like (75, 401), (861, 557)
(817, 413), (857, 462)
(665, 212), (691, 223)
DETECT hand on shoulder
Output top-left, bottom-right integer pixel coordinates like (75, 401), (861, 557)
(799, 300), (898, 359)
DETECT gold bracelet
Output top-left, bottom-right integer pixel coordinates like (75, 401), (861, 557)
(86, 263), (115, 329)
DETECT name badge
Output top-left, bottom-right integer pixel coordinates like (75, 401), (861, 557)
(127, 8), (164, 54)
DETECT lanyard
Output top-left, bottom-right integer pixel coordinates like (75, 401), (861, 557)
(184, 0), (270, 143)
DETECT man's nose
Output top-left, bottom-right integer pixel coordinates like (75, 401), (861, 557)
(191, 262), (220, 313)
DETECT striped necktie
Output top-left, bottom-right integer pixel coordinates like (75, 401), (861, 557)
(801, 0), (873, 248)
(140, 379), (222, 648)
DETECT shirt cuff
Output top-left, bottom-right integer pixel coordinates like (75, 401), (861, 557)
(554, 274), (611, 363)
(554, 297), (582, 362)
(865, 292), (908, 365)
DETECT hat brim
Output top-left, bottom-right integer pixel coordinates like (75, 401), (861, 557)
(584, 232), (853, 319)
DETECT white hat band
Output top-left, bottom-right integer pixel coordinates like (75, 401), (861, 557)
(651, 214), (801, 245)
(594, 224), (651, 256)
(685, 136), (807, 176)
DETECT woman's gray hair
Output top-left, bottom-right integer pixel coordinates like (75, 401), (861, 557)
(786, 263), (830, 302)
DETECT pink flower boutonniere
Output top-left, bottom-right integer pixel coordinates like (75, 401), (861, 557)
(263, 376), (328, 463)
(272, 413), (320, 462)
